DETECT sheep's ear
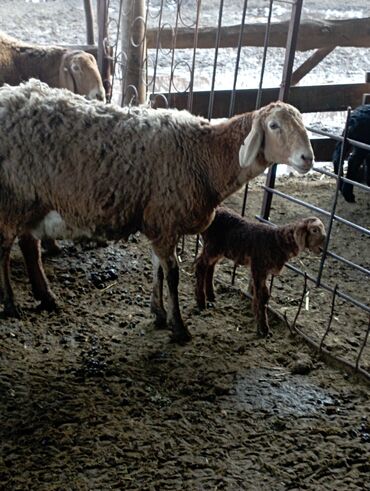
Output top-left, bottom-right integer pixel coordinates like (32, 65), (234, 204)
(294, 223), (308, 252)
(59, 53), (75, 92)
(239, 116), (263, 168)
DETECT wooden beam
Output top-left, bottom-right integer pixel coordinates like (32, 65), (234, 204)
(291, 47), (335, 86)
(146, 17), (370, 51)
(153, 83), (370, 118)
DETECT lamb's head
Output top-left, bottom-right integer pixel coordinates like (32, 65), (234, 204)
(239, 101), (314, 174)
(59, 50), (106, 102)
(294, 217), (326, 254)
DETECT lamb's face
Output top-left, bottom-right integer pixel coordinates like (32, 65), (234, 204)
(262, 103), (314, 174)
(61, 51), (106, 102)
(305, 217), (326, 254)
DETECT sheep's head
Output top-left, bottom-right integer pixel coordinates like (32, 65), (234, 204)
(239, 101), (314, 174)
(294, 217), (326, 254)
(59, 50), (106, 102)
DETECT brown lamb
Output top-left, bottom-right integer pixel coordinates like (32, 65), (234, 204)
(195, 207), (326, 337)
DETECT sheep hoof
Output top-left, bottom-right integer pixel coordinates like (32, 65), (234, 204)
(152, 308), (168, 329)
(257, 326), (270, 338)
(3, 303), (23, 319)
(343, 193), (356, 203)
(170, 325), (192, 345)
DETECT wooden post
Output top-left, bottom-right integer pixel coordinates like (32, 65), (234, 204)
(83, 0), (95, 45)
(97, 0), (112, 102)
(121, 0), (146, 106)
(291, 46), (335, 86)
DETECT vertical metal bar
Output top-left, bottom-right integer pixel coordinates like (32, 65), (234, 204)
(260, 0), (303, 221)
(84, 0), (95, 45)
(111, 0), (124, 101)
(150, 0), (165, 97)
(316, 107), (352, 286)
(187, 0), (202, 112)
(291, 272), (308, 330)
(207, 0), (225, 119)
(319, 285), (338, 352)
(228, 0), (249, 117)
(166, 1), (182, 107)
(255, 0), (274, 110)
(355, 316), (370, 371)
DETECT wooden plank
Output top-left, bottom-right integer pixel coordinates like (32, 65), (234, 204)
(291, 47), (335, 86)
(146, 17), (370, 51)
(153, 83), (370, 117)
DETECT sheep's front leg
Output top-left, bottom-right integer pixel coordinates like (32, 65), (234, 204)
(152, 245), (192, 344)
(0, 234), (21, 318)
(251, 267), (270, 337)
(150, 250), (167, 328)
(18, 233), (58, 312)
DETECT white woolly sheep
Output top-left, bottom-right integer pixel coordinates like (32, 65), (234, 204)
(195, 207), (326, 337)
(0, 31), (105, 101)
(0, 79), (314, 343)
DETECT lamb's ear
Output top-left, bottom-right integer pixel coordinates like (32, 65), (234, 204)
(59, 53), (76, 92)
(294, 222), (308, 252)
(238, 116), (264, 168)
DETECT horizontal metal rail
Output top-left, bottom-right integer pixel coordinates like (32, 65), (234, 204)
(313, 166), (370, 192)
(326, 250), (370, 277)
(307, 125), (370, 152)
(285, 262), (370, 313)
(261, 186), (370, 236)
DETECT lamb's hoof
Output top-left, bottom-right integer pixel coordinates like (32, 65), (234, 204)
(170, 325), (192, 345)
(3, 303), (23, 319)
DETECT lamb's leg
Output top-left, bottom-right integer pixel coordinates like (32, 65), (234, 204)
(150, 250), (167, 328)
(18, 233), (58, 312)
(152, 244), (191, 344)
(195, 255), (208, 309)
(204, 261), (217, 303)
(251, 267), (270, 337)
(0, 234), (21, 318)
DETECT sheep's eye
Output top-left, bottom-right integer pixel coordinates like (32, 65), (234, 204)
(311, 227), (319, 234)
(269, 121), (279, 130)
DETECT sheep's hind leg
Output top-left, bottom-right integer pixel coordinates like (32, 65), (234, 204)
(153, 245), (192, 344)
(18, 233), (59, 312)
(0, 234), (22, 318)
(150, 250), (167, 328)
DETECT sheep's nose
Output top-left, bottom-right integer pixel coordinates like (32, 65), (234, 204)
(301, 154), (313, 166)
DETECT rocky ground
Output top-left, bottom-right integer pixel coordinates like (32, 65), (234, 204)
(0, 1), (369, 490)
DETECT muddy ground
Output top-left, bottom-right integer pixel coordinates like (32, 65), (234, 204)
(0, 1), (370, 490)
